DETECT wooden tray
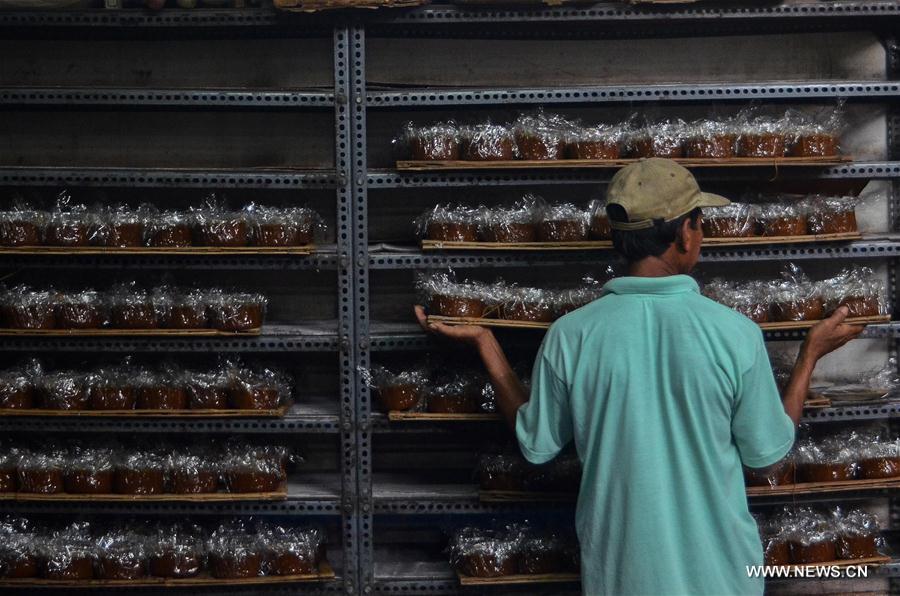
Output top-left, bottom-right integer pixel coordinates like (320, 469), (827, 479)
(388, 411), (501, 422)
(0, 482), (288, 502)
(421, 232), (862, 252)
(745, 476), (900, 497)
(458, 570), (580, 586)
(397, 156), (852, 171)
(0, 246), (315, 256)
(482, 476), (900, 503)
(427, 315), (890, 332)
(783, 555), (891, 569)
(0, 560), (335, 588)
(0, 404), (289, 418)
(0, 327), (261, 336)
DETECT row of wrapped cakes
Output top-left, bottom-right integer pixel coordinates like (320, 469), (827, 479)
(0, 440), (290, 495)
(0, 516), (325, 581)
(417, 194), (860, 245)
(400, 106), (844, 162)
(0, 359), (292, 411)
(0, 283), (266, 331)
(758, 507), (882, 567)
(0, 195), (324, 248)
(703, 266), (886, 323)
(448, 523), (578, 578)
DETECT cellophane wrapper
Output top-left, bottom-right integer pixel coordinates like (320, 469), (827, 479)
(398, 120), (460, 161)
(414, 203), (481, 240)
(511, 109), (575, 160)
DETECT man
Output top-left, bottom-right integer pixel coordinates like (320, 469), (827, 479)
(414, 158), (864, 595)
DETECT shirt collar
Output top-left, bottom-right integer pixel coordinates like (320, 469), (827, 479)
(603, 275), (700, 296)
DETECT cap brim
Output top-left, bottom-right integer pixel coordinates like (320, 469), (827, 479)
(696, 192), (731, 208)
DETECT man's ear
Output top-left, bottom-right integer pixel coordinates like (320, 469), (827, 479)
(676, 217), (694, 253)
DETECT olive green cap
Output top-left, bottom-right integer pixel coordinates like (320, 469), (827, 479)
(606, 158), (730, 231)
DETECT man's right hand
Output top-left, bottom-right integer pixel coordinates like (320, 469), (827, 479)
(801, 306), (866, 362)
(414, 305), (492, 349)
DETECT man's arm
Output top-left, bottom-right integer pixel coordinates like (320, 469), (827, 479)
(414, 305), (526, 430)
(781, 306), (865, 425)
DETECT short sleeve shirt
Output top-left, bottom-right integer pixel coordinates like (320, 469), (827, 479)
(516, 275), (794, 596)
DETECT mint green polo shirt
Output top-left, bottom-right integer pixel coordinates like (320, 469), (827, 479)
(516, 275), (795, 596)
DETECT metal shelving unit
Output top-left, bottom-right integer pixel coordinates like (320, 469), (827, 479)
(353, 3), (900, 594)
(0, 11), (358, 594)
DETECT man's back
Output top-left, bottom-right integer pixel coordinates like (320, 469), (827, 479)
(517, 275), (795, 595)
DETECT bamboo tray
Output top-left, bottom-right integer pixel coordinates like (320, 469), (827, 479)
(480, 490), (576, 503)
(745, 476), (900, 497)
(0, 327), (261, 336)
(458, 570), (580, 586)
(397, 156), (852, 171)
(781, 555), (891, 570)
(0, 482), (288, 502)
(421, 232), (862, 251)
(426, 315), (890, 331)
(0, 560), (335, 588)
(0, 246), (315, 256)
(0, 404), (289, 418)
(388, 411), (502, 422)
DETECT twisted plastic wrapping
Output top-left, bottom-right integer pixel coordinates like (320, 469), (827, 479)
(735, 110), (792, 158)
(65, 446), (116, 494)
(229, 364), (293, 410)
(701, 203), (755, 238)
(788, 103), (845, 157)
(512, 110), (573, 160)
(246, 204), (324, 247)
(207, 290), (267, 332)
(37, 371), (88, 410)
(0, 361), (37, 409)
(684, 118), (737, 158)
(362, 364), (427, 412)
(537, 202), (589, 242)
(565, 123), (621, 159)
(401, 120), (461, 161)
(821, 266), (886, 317)
(145, 211), (193, 247)
(148, 521), (205, 578)
(55, 289), (108, 329)
(448, 527), (521, 578)
(587, 198), (611, 240)
(260, 524), (326, 576)
(109, 282), (160, 329)
(462, 123), (516, 161)
(45, 192), (95, 247)
(1, 286), (57, 329)
(415, 203), (482, 242)
(0, 202), (44, 247)
(95, 527), (148, 579)
(92, 205), (146, 248)
(221, 441), (288, 493)
(417, 272), (492, 318)
(627, 119), (689, 158)
(805, 195), (858, 235)
(206, 518), (265, 578)
(480, 195), (542, 243)
(190, 194), (250, 248)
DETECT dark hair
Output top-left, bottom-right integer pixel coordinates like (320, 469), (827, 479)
(607, 205), (702, 262)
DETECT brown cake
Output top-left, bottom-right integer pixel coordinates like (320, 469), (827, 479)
(0, 377), (34, 409)
(210, 294), (265, 332)
(270, 551), (317, 576)
(376, 384), (421, 412)
(771, 297), (825, 322)
(743, 461), (794, 487)
(195, 215), (249, 247)
(789, 539), (837, 564)
(519, 539), (564, 575)
(38, 373), (89, 410)
(501, 301), (555, 323)
(171, 454), (219, 494)
(18, 467), (64, 494)
(460, 549), (518, 578)
(160, 292), (209, 329)
(478, 456), (525, 492)
(790, 133), (839, 158)
(225, 468), (282, 493)
(701, 205), (756, 238)
(147, 215), (193, 247)
(64, 468), (114, 494)
(764, 537), (791, 566)
(427, 222), (479, 243)
(44, 216), (92, 247)
(408, 124), (460, 161)
(429, 295), (485, 319)
(209, 552), (263, 579)
(55, 292), (106, 329)
(255, 221), (313, 247)
(187, 375), (231, 409)
(89, 385), (136, 410)
(737, 133), (786, 158)
(0, 466), (15, 492)
(464, 126), (515, 161)
(426, 392), (481, 414)
(138, 384), (189, 410)
(589, 215), (611, 241)
(859, 456), (900, 479)
(230, 382), (281, 410)
(101, 221), (144, 248)
(1, 550), (38, 578)
(3, 290), (56, 329)
(684, 134), (736, 159)
(809, 210), (857, 235)
(490, 223), (537, 244)
(837, 534), (878, 560)
(566, 139), (619, 160)
(149, 551), (201, 578)
(836, 296), (880, 318)
(97, 547), (146, 580)
(795, 462), (856, 483)
(539, 219), (586, 242)
(110, 298), (158, 329)
(760, 216), (808, 237)
(41, 554), (94, 580)
(515, 133), (566, 161)
(0, 215), (41, 247)
(114, 468), (166, 494)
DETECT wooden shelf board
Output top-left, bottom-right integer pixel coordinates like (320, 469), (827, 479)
(387, 411), (501, 422)
(398, 156), (851, 171)
(0, 404), (289, 418)
(0, 246), (315, 255)
(0, 482), (287, 502)
(0, 328), (261, 337)
(458, 570), (580, 586)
